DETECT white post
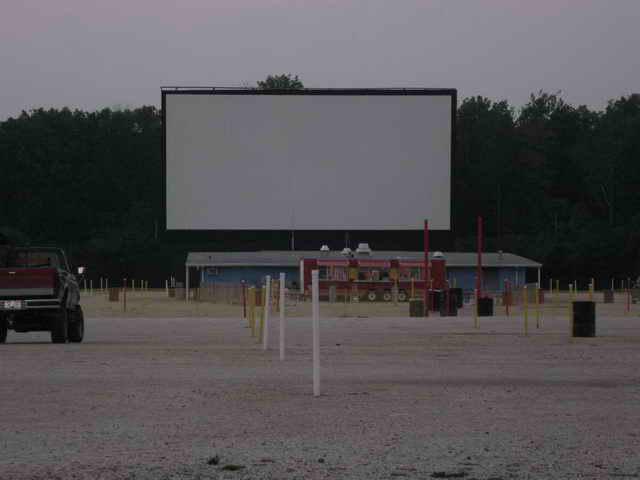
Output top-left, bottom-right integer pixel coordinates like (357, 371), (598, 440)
(90, 280), (93, 295)
(165, 279), (169, 294)
(106, 278), (109, 290)
(279, 272), (286, 361)
(185, 266), (189, 302)
(312, 269), (320, 397)
(537, 268), (541, 288)
(263, 276), (271, 350)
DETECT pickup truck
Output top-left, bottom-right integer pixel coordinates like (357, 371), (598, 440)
(0, 247), (84, 344)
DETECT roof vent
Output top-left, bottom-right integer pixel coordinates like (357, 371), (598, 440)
(356, 243), (372, 255)
(433, 251), (444, 259)
(341, 247), (353, 256)
(320, 245), (330, 252)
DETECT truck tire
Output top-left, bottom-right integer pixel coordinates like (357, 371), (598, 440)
(382, 290), (392, 302)
(68, 305), (84, 343)
(0, 315), (7, 343)
(397, 290), (408, 302)
(367, 290), (377, 302)
(51, 307), (68, 344)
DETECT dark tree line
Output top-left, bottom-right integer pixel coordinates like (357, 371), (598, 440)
(1, 89), (639, 285)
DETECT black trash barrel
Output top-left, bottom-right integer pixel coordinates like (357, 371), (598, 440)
(603, 290), (614, 304)
(409, 299), (424, 317)
(429, 290), (442, 311)
(573, 301), (596, 337)
(477, 297), (494, 316)
(450, 288), (464, 308)
(440, 292), (458, 317)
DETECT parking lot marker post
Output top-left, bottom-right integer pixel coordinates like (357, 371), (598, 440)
(312, 270), (320, 397)
(505, 279), (510, 317)
(474, 288), (479, 329)
(523, 285), (529, 336)
(263, 276), (271, 351)
(535, 285), (540, 329)
(257, 287), (265, 343)
(626, 288), (631, 315)
(249, 287), (256, 337)
(241, 281), (246, 321)
(568, 284), (573, 336)
(279, 273), (286, 361)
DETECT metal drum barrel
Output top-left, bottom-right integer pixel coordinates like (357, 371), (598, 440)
(477, 297), (494, 316)
(573, 301), (596, 337)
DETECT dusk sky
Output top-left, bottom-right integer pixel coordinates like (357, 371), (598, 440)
(1, 0), (638, 120)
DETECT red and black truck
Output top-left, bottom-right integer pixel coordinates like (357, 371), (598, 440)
(0, 247), (84, 344)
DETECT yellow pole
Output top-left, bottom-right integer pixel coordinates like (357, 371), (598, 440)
(568, 283), (573, 338)
(555, 280), (560, 320)
(249, 287), (256, 337)
(258, 286), (265, 344)
(523, 285), (529, 336)
(551, 280), (555, 320)
(474, 288), (479, 329)
(535, 285), (540, 328)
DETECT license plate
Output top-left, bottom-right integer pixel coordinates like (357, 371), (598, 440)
(3, 300), (23, 310)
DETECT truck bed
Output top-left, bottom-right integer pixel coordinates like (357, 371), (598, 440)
(0, 267), (58, 299)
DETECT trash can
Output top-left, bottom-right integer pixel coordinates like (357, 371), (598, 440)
(108, 288), (119, 302)
(440, 291), (458, 317)
(477, 297), (494, 316)
(429, 290), (442, 311)
(573, 301), (595, 337)
(603, 290), (614, 304)
(409, 299), (424, 317)
(450, 288), (464, 308)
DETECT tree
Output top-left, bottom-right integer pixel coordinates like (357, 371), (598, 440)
(257, 74), (304, 90)
(454, 96), (517, 240)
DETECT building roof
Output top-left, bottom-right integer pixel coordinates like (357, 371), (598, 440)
(186, 250), (542, 268)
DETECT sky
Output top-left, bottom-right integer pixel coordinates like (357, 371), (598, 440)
(1, 0), (638, 120)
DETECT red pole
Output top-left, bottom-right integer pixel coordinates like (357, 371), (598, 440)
(477, 216), (483, 299)
(627, 288), (631, 313)
(242, 281), (246, 319)
(424, 219), (429, 317)
(504, 278), (510, 316)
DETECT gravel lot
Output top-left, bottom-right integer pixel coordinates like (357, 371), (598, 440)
(1, 294), (640, 479)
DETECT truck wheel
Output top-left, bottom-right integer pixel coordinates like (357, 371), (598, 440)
(0, 316), (7, 344)
(68, 306), (84, 343)
(382, 290), (392, 302)
(397, 290), (408, 302)
(367, 290), (377, 302)
(51, 307), (69, 344)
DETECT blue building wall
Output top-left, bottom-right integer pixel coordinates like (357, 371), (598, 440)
(447, 267), (528, 291)
(204, 266), (299, 287)
(203, 265), (532, 291)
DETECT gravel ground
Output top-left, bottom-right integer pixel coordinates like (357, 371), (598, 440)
(1, 295), (640, 479)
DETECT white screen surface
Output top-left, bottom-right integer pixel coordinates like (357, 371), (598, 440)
(165, 91), (452, 230)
